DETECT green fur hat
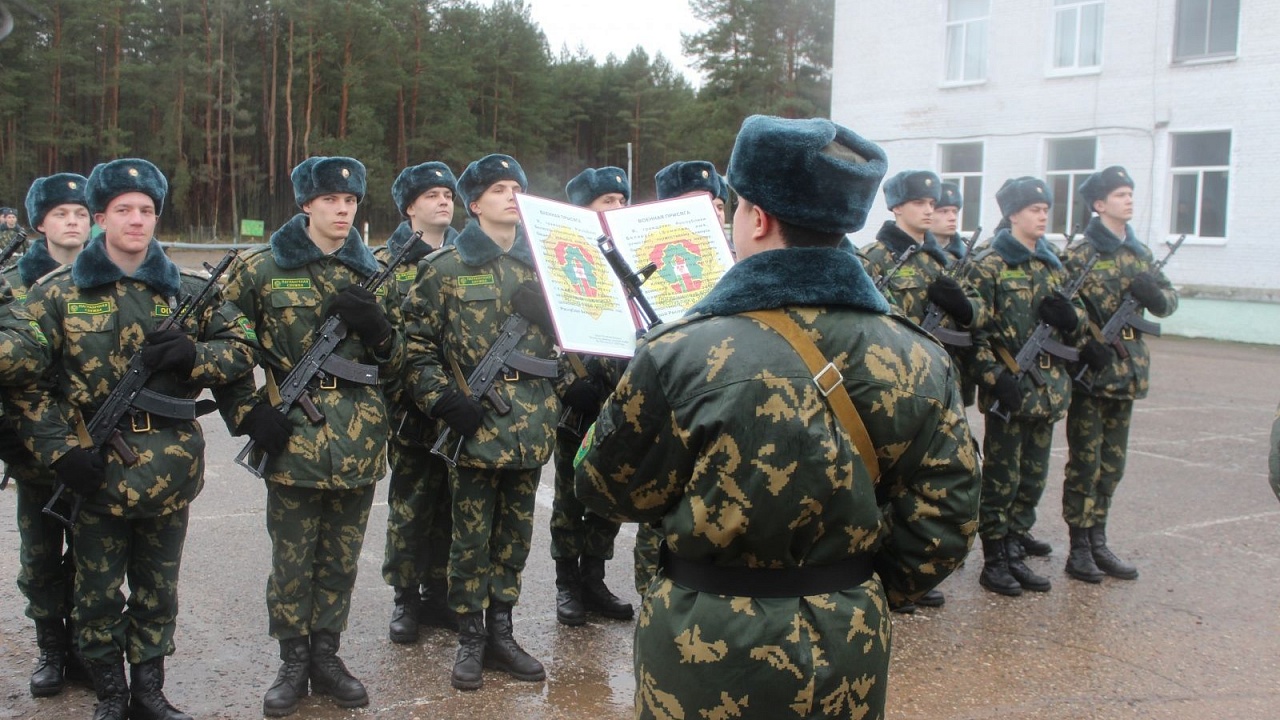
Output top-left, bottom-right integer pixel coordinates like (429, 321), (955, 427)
(25, 173), (89, 229)
(937, 182), (963, 210)
(291, 156), (367, 208)
(996, 176), (1053, 218)
(1078, 165), (1135, 207)
(727, 115), (887, 234)
(655, 160), (720, 200)
(883, 170), (942, 210)
(0, 207), (16, 217)
(86, 159), (168, 215)
(392, 161), (457, 217)
(457, 154), (527, 218)
(565, 166), (630, 207)
(716, 173), (730, 204)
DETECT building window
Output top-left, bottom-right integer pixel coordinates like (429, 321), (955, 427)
(1173, 0), (1239, 61)
(1170, 131), (1230, 238)
(1045, 137), (1097, 235)
(945, 0), (989, 83)
(939, 142), (984, 233)
(1052, 0), (1104, 71)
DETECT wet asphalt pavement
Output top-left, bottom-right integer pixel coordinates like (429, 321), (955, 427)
(1, 335), (1277, 719)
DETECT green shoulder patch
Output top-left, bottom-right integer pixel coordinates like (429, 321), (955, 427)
(153, 304), (173, 318)
(894, 267), (918, 278)
(395, 270), (417, 283)
(28, 320), (48, 346)
(237, 316), (258, 342)
(458, 273), (495, 287)
(271, 278), (312, 291)
(573, 423), (596, 470)
(67, 301), (114, 315)
(1093, 259), (1116, 271)
(999, 269), (1028, 281)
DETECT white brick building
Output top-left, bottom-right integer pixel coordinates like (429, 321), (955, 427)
(832, 0), (1279, 301)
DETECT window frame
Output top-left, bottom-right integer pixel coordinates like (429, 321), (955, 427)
(1167, 129), (1232, 245)
(1172, 0), (1240, 64)
(1044, 136), (1099, 237)
(943, 0), (990, 87)
(1048, 0), (1105, 77)
(937, 141), (986, 234)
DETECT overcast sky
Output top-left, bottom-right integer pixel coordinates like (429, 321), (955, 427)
(481, 0), (708, 84)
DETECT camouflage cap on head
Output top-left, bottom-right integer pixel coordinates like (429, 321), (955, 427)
(292, 156), (367, 208)
(457, 154), (527, 218)
(937, 182), (963, 211)
(392, 161), (457, 218)
(1078, 165), (1135, 207)
(996, 176), (1053, 218)
(86, 159), (169, 215)
(727, 114), (888, 234)
(25, 173), (89, 229)
(566, 167), (630, 207)
(883, 170), (942, 210)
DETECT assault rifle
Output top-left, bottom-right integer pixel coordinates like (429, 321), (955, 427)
(0, 226), (27, 269)
(874, 244), (919, 293)
(42, 249), (239, 528)
(235, 233), (420, 478)
(919, 226), (982, 346)
(1074, 234), (1185, 390)
(988, 252), (1099, 423)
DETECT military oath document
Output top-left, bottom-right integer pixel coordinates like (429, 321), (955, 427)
(516, 193), (734, 357)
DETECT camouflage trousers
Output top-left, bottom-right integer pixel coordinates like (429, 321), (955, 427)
(382, 439), (452, 588)
(550, 428), (620, 561)
(1063, 393), (1134, 528)
(15, 480), (76, 621)
(980, 414), (1055, 540)
(265, 482), (375, 640)
(72, 507), (188, 664)
(633, 524), (661, 597)
(448, 466), (539, 613)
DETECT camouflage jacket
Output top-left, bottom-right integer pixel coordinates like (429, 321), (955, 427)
(0, 269), (48, 387)
(576, 246), (980, 616)
(401, 220), (562, 469)
(859, 221), (985, 330)
(15, 237), (256, 517)
(1, 238), (64, 485)
(965, 230), (1086, 420)
(222, 214), (405, 489)
(1063, 218), (1178, 400)
(374, 220), (457, 446)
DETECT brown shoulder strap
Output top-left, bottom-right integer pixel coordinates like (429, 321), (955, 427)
(742, 309), (880, 484)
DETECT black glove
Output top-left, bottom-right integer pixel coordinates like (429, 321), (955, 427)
(1079, 339), (1113, 373)
(1128, 272), (1168, 314)
(563, 376), (604, 416)
(327, 286), (393, 348)
(926, 276), (973, 325)
(431, 389), (485, 438)
(510, 282), (553, 332)
(141, 327), (197, 378)
(1037, 294), (1079, 332)
(237, 402), (293, 456)
(992, 372), (1022, 414)
(54, 447), (107, 497)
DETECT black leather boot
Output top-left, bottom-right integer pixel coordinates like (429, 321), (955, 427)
(389, 586), (422, 643)
(1065, 526), (1105, 583)
(419, 579), (459, 631)
(554, 558), (586, 626)
(87, 657), (130, 720)
(263, 637), (309, 717)
(978, 536), (1022, 596)
(30, 618), (67, 697)
(580, 557), (634, 620)
(129, 657), (192, 720)
(1089, 524), (1139, 580)
(308, 631), (368, 708)
(484, 602), (545, 682)
(63, 618), (91, 686)
(1005, 537), (1051, 592)
(1014, 531), (1053, 557)
(451, 612), (486, 691)
(916, 588), (946, 607)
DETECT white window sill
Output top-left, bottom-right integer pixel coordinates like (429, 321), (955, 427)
(1046, 66), (1102, 79)
(1173, 235), (1227, 247)
(940, 79), (988, 89)
(1170, 54), (1238, 68)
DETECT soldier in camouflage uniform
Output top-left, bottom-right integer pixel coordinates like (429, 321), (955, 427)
(1, 173), (92, 699)
(576, 115), (980, 720)
(378, 161), (460, 643)
(627, 161), (730, 598)
(223, 157), (404, 716)
(935, 181), (980, 410)
(550, 167), (634, 626)
(967, 176), (1086, 597)
(1060, 166), (1178, 583)
(401, 153), (560, 691)
(0, 206), (26, 259)
(15, 158), (257, 720)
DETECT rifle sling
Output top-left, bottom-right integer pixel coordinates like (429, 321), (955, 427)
(742, 310), (879, 485)
(995, 344), (1021, 375)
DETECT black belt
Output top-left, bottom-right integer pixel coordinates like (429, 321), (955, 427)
(659, 543), (874, 598)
